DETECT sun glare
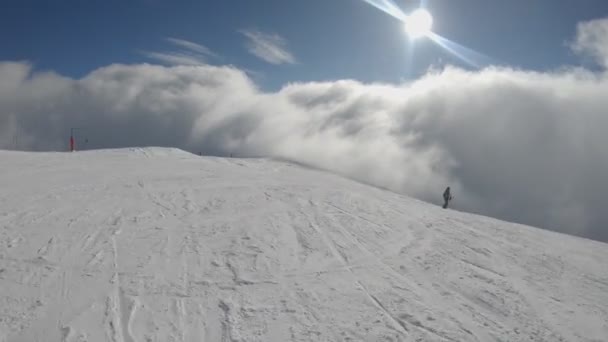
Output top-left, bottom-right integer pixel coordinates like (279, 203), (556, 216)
(404, 9), (433, 39)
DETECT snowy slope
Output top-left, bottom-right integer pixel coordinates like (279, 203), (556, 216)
(0, 148), (607, 342)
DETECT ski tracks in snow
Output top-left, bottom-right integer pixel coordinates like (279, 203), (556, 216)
(304, 206), (410, 339)
(1, 149), (607, 341)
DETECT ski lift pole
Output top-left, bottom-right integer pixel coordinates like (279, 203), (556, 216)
(70, 127), (87, 152)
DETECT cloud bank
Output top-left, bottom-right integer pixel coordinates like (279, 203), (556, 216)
(1, 18), (608, 243)
(240, 29), (296, 65)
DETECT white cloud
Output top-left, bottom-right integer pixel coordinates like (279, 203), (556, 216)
(240, 29), (296, 65)
(143, 37), (218, 66)
(572, 18), (608, 69)
(2, 18), (608, 243)
(166, 37), (218, 58)
(142, 51), (206, 66)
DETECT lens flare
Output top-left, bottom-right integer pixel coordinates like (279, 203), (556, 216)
(427, 32), (497, 68)
(404, 9), (433, 39)
(358, 0), (496, 69)
(359, 0), (407, 20)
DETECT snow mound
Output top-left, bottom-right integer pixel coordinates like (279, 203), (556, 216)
(0, 149), (606, 342)
(80, 147), (195, 158)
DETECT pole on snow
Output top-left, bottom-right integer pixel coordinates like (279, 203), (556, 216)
(70, 127), (86, 152)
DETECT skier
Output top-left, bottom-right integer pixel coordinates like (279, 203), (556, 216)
(442, 187), (452, 209)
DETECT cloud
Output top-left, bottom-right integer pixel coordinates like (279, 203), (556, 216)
(143, 37), (218, 66)
(142, 51), (207, 66)
(572, 18), (608, 69)
(2, 18), (608, 243)
(240, 29), (296, 65)
(166, 37), (218, 58)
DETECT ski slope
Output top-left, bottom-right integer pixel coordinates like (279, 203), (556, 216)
(0, 148), (606, 342)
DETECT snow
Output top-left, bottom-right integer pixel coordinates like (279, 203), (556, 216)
(0, 147), (607, 342)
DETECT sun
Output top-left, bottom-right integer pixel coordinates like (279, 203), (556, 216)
(404, 9), (433, 39)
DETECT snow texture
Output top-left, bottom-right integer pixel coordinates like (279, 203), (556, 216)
(0, 148), (606, 342)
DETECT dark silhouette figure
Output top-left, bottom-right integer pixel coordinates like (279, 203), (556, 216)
(442, 187), (452, 209)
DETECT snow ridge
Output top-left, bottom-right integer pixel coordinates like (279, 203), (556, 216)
(0, 148), (606, 341)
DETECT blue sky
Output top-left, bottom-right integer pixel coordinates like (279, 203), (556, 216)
(2, 0), (608, 89)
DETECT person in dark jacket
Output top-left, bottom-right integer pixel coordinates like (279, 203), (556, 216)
(442, 187), (452, 209)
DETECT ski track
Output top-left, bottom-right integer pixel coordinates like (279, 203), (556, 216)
(0, 148), (607, 341)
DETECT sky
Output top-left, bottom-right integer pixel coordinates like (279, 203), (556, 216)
(2, 0), (608, 88)
(1, 0), (608, 243)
